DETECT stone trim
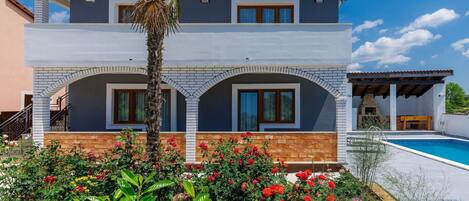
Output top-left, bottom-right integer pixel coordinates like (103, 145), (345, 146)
(193, 66), (342, 98)
(38, 67), (190, 98)
(185, 97), (199, 162)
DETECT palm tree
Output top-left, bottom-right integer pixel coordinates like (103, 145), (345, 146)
(132, 0), (179, 164)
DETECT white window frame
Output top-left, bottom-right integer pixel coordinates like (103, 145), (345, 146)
(109, 0), (136, 23)
(106, 83), (177, 131)
(231, 83), (300, 131)
(231, 0), (300, 24)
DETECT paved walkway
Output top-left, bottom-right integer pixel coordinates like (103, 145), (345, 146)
(348, 134), (469, 200)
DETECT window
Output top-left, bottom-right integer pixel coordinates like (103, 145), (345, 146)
(238, 89), (295, 131)
(113, 89), (171, 130)
(238, 6), (293, 23)
(118, 5), (134, 23)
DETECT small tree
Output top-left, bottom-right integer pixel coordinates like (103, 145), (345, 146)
(446, 82), (467, 114)
(132, 0), (179, 164)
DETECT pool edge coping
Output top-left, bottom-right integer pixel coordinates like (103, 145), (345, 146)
(381, 139), (469, 171)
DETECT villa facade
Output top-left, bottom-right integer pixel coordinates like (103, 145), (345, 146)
(24, 0), (451, 164)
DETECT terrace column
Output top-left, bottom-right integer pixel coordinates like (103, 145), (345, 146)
(32, 96), (51, 147)
(432, 84), (446, 131)
(34, 0), (49, 23)
(336, 96), (347, 164)
(185, 97), (199, 163)
(389, 84), (397, 131)
(346, 82), (353, 132)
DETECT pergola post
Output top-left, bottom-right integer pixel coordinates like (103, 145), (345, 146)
(389, 84), (397, 131)
(432, 83), (446, 131)
(34, 0), (49, 23)
(185, 97), (199, 163)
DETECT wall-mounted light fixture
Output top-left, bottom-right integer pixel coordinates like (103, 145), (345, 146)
(85, 0), (95, 2)
(200, 0), (210, 4)
(315, 0), (323, 3)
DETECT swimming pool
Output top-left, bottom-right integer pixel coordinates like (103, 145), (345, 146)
(387, 139), (469, 166)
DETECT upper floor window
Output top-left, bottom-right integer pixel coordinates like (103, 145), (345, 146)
(238, 5), (293, 23)
(118, 5), (134, 23)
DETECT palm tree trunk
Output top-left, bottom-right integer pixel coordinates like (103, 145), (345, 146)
(145, 31), (164, 164)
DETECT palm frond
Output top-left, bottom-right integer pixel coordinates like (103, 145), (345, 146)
(131, 0), (179, 35)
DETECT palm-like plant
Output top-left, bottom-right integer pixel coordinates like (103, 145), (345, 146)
(132, 0), (179, 164)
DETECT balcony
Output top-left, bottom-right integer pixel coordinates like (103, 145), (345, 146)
(24, 23), (351, 68)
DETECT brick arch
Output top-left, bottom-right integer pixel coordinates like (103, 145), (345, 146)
(193, 66), (341, 98)
(39, 67), (189, 97)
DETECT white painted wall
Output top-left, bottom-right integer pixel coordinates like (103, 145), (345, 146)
(442, 114), (469, 138)
(24, 23), (351, 68)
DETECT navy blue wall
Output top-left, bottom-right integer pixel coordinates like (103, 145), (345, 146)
(198, 74), (336, 131)
(179, 0), (231, 23)
(70, 0), (109, 23)
(69, 0), (338, 23)
(300, 0), (339, 23)
(68, 74), (187, 131)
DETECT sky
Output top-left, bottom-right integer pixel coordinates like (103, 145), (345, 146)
(17, 0), (469, 91)
(340, 0), (469, 91)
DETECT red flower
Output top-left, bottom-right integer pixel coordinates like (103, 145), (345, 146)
(75, 185), (86, 193)
(304, 195), (312, 201)
(114, 141), (123, 149)
(326, 195), (336, 201)
(241, 133), (247, 138)
(96, 171), (106, 180)
(167, 137), (177, 147)
(246, 131), (253, 136)
(271, 167), (279, 174)
(43, 175), (55, 184)
(295, 171), (309, 181)
(270, 184), (285, 195)
(241, 182), (248, 191)
(219, 154), (225, 160)
(318, 175), (327, 180)
(247, 158), (255, 165)
(252, 179), (258, 185)
(199, 142), (209, 151)
(228, 179), (234, 185)
(328, 181), (336, 189)
(234, 148), (240, 154)
(213, 171), (220, 177)
(262, 187), (273, 197)
(207, 175), (216, 182)
(238, 159), (243, 165)
(306, 180), (315, 187)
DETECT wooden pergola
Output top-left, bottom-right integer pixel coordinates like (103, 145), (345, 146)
(346, 69), (453, 131)
(348, 69), (453, 98)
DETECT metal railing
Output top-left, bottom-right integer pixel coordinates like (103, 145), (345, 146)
(0, 104), (33, 141)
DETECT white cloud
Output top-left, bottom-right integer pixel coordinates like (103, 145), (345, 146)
(352, 36), (360, 44)
(419, 60), (426, 66)
(431, 54), (439, 59)
(379, 29), (388, 34)
(451, 38), (469, 58)
(352, 29), (441, 65)
(400, 8), (459, 33)
(347, 63), (363, 71)
(49, 11), (70, 23)
(465, 11), (469, 16)
(353, 19), (384, 33)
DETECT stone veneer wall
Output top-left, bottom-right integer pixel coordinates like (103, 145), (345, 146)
(44, 132), (187, 156)
(44, 132), (337, 162)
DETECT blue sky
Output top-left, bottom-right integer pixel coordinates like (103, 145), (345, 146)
(340, 0), (469, 91)
(18, 0), (469, 90)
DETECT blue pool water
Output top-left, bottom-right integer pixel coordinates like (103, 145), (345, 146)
(388, 139), (469, 166)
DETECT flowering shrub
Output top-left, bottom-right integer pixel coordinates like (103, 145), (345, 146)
(191, 132), (290, 200)
(287, 169), (337, 201)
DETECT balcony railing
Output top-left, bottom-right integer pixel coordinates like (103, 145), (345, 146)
(25, 23), (351, 68)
